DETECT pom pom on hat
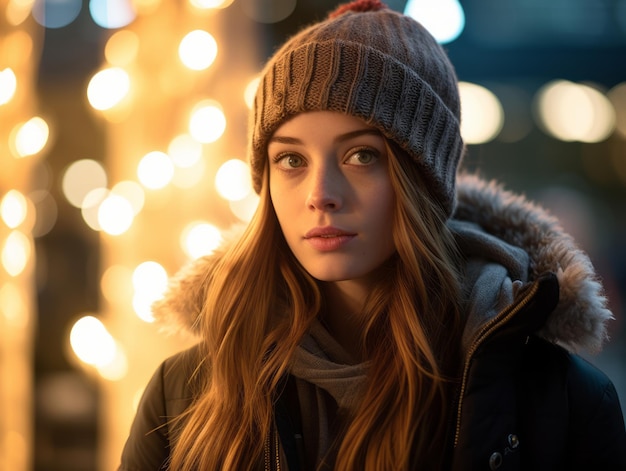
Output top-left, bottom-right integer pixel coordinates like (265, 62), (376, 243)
(249, 1), (464, 218)
(328, 0), (388, 18)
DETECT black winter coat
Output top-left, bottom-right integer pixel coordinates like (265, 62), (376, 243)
(119, 175), (626, 470)
(118, 275), (626, 471)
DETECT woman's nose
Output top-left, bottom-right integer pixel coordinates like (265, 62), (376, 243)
(305, 164), (343, 212)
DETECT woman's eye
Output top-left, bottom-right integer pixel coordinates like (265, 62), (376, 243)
(346, 148), (379, 166)
(275, 154), (305, 169)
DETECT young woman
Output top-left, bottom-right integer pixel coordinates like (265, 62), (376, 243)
(119, 1), (626, 470)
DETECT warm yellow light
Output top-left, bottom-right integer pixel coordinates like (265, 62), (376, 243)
(6, 0), (36, 26)
(132, 261), (168, 323)
(172, 158), (206, 189)
(101, 264), (134, 305)
(80, 188), (109, 231)
(2, 31), (33, 67)
(69, 315), (116, 367)
(132, 260), (168, 292)
(608, 82), (626, 139)
(189, 100), (226, 143)
(111, 180), (145, 215)
(189, 0), (234, 9)
(31, 190), (57, 238)
(178, 30), (218, 71)
(1, 230), (31, 277)
(0, 68), (18, 105)
(11, 116), (49, 157)
(87, 67), (131, 111)
(168, 133), (203, 168)
(98, 195), (135, 235)
(0, 282), (28, 329)
(1, 190), (28, 229)
(181, 221), (222, 259)
(215, 158), (252, 201)
(458, 82), (504, 144)
(535, 80), (615, 143)
(244, 76), (260, 109)
(62, 159), (108, 208)
(104, 30), (140, 66)
(229, 191), (259, 222)
(137, 151), (174, 189)
(96, 341), (128, 381)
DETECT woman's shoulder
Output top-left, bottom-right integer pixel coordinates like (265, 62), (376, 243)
(520, 336), (626, 468)
(157, 343), (206, 405)
(523, 335), (617, 396)
(522, 335), (625, 439)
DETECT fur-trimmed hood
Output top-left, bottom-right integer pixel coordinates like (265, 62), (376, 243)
(152, 173), (612, 354)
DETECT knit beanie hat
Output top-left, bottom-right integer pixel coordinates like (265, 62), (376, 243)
(249, 0), (464, 217)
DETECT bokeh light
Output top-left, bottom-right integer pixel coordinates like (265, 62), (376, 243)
(98, 194), (135, 235)
(2, 230), (31, 277)
(132, 261), (168, 323)
(1, 190), (28, 229)
(6, 0), (36, 26)
(404, 0), (465, 44)
(62, 159), (108, 208)
(535, 80), (616, 143)
(10, 116), (49, 157)
(189, 0), (234, 9)
(168, 133), (203, 168)
(244, 76), (260, 109)
(608, 82), (626, 138)
(89, 0), (136, 29)
(229, 191), (259, 222)
(188, 100), (226, 143)
(96, 341), (128, 381)
(178, 30), (218, 71)
(30, 190), (58, 237)
(87, 67), (131, 111)
(181, 221), (222, 259)
(69, 316), (116, 366)
(32, 0), (82, 29)
(240, 0), (296, 23)
(104, 30), (140, 66)
(0, 282), (28, 328)
(110, 180), (145, 215)
(172, 158), (206, 189)
(100, 264), (134, 305)
(137, 151), (175, 189)
(80, 188), (109, 231)
(0, 68), (18, 105)
(215, 159), (252, 201)
(458, 82), (504, 144)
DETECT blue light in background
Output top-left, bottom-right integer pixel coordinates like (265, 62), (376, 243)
(404, 0), (465, 44)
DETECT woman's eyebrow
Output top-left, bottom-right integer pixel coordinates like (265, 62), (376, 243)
(268, 135), (302, 145)
(335, 128), (382, 143)
(269, 128), (382, 146)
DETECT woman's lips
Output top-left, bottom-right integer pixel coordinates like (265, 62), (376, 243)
(304, 227), (356, 251)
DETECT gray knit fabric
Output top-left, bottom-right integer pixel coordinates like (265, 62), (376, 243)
(249, 1), (464, 217)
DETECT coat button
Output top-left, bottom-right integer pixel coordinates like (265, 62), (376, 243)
(489, 452), (503, 470)
(507, 434), (519, 449)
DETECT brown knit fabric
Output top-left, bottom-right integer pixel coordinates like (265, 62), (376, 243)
(248, 1), (464, 217)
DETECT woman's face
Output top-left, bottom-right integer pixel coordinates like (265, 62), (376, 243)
(268, 111), (396, 284)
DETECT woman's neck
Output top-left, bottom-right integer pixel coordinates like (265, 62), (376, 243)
(320, 280), (370, 363)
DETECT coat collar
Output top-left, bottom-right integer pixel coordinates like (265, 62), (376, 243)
(453, 173), (612, 353)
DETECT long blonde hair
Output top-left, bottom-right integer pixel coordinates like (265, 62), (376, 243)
(169, 143), (463, 470)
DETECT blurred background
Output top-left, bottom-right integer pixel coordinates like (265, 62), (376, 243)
(1, 0), (625, 469)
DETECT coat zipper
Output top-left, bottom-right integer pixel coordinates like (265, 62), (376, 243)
(264, 425), (281, 471)
(453, 281), (540, 447)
